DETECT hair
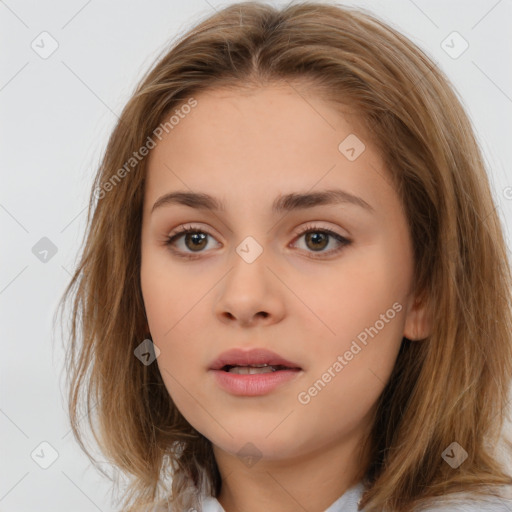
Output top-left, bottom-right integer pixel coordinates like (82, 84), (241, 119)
(55, 1), (512, 511)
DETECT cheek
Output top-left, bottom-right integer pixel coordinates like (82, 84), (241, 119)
(140, 247), (189, 338)
(308, 250), (406, 344)
(301, 246), (408, 399)
(140, 251), (203, 371)
(154, 331), (210, 435)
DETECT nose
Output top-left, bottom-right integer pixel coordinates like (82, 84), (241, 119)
(213, 252), (286, 328)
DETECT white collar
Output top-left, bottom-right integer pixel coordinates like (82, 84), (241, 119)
(200, 480), (365, 512)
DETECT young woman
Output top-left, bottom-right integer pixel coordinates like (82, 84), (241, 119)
(57, 2), (512, 511)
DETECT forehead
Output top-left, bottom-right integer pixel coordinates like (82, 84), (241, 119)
(143, 84), (389, 215)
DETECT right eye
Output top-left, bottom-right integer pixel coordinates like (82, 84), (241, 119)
(164, 224), (220, 259)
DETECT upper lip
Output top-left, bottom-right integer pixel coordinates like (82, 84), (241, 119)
(209, 348), (302, 371)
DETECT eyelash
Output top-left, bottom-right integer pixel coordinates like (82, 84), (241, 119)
(164, 223), (352, 260)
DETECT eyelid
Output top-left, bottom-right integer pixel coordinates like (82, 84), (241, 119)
(167, 223), (221, 242)
(292, 221), (349, 240)
(167, 221), (348, 240)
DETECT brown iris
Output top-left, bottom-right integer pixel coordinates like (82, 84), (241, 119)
(184, 232), (208, 251)
(305, 232), (329, 251)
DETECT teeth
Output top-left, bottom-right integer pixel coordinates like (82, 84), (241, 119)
(228, 365), (277, 374)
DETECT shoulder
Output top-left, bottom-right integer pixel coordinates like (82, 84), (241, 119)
(414, 489), (512, 512)
(199, 495), (226, 511)
(422, 501), (511, 511)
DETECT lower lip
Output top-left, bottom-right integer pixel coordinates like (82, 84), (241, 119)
(210, 368), (303, 396)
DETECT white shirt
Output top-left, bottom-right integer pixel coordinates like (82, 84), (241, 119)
(198, 480), (512, 512)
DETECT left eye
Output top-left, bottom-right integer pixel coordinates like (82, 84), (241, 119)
(164, 223), (352, 259)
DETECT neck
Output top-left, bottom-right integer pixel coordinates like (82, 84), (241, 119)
(213, 428), (370, 512)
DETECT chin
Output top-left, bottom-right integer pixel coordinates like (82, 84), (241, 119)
(206, 424), (309, 463)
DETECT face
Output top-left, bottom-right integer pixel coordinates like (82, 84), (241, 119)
(140, 83), (426, 465)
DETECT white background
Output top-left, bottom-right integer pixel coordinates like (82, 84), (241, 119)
(1, 0), (511, 510)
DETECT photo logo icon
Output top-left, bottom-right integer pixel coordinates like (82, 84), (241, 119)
(31, 31), (59, 59)
(441, 441), (468, 468)
(31, 441), (59, 469)
(441, 31), (469, 59)
(134, 338), (161, 365)
(236, 236), (263, 264)
(338, 134), (365, 161)
(32, 237), (58, 263)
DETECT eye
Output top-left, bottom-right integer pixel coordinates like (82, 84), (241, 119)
(164, 224), (219, 258)
(164, 223), (351, 259)
(292, 222), (351, 258)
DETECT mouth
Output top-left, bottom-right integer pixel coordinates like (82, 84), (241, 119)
(209, 347), (303, 373)
(209, 348), (303, 396)
(220, 363), (300, 374)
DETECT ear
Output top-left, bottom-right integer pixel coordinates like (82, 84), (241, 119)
(403, 292), (432, 341)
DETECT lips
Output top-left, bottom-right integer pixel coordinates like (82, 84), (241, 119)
(209, 348), (302, 372)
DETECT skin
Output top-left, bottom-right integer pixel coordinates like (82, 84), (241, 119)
(140, 83), (431, 512)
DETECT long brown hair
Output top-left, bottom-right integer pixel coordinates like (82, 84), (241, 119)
(55, 2), (512, 510)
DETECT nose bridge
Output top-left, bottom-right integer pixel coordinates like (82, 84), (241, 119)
(227, 231), (270, 292)
(235, 232), (266, 264)
(219, 199), (274, 265)
(223, 200), (290, 289)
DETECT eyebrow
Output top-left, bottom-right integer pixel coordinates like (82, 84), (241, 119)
(151, 188), (375, 215)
